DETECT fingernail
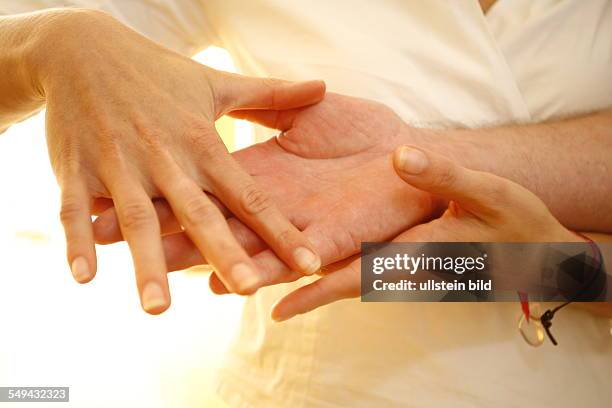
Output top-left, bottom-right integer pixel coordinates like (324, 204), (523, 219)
(71, 257), (91, 283)
(398, 147), (428, 174)
(272, 311), (291, 322)
(231, 263), (261, 293)
(293, 247), (321, 275)
(141, 282), (168, 314)
(271, 301), (292, 322)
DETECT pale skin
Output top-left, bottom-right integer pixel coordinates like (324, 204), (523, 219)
(273, 146), (587, 321)
(0, 9), (326, 314)
(94, 94), (612, 318)
(2, 7), (610, 316)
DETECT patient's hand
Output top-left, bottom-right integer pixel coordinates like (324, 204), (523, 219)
(271, 146), (580, 321)
(93, 93), (441, 291)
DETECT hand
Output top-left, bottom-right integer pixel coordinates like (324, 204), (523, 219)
(270, 146), (578, 321)
(93, 94), (441, 292)
(37, 10), (325, 313)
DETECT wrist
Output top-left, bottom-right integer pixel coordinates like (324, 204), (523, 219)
(0, 11), (66, 123)
(27, 9), (120, 95)
(404, 125), (501, 174)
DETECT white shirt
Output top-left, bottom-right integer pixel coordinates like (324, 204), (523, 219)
(2, 1), (611, 406)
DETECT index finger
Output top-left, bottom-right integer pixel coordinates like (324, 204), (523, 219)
(271, 259), (361, 322)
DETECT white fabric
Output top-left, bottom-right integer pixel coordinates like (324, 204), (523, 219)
(2, 1), (611, 406)
(487, 0), (612, 121)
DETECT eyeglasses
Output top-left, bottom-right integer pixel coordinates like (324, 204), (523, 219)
(518, 300), (572, 346)
(518, 233), (603, 347)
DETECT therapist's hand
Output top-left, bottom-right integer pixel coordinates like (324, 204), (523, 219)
(270, 146), (578, 321)
(38, 9), (324, 313)
(93, 94), (439, 291)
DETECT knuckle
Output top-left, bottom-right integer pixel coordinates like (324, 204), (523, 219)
(58, 161), (82, 180)
(275, 228), (294, 246)
(485, 176), (511, 202)
(97, 138), (125, 168)
(261, 78), (281, 107)
(135, 124), (164, 153)
(50, 139), (81, 178)
(182, 196), (216, 227)
(240, 184), (273, 215)
(320, 228), (360, 262)
(56, 140), (78, 165)
(59, 199), (83, 224)
(435, 164), (457, 188)
(184, 122), (226, 159)
(120, 201), (155, 230)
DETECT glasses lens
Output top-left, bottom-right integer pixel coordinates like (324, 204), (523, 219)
(518, 303), (545, 347)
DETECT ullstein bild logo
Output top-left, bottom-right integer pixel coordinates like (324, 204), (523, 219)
(360, 242), (610, 302)
(370, 252), (491, 292)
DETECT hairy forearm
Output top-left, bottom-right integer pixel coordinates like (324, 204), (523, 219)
(420, 110), (612, 232)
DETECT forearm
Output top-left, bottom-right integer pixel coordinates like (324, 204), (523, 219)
(420, 110), (612, 232)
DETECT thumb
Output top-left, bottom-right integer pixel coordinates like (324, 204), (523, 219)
(212, 71), (325, 115)
(392, 146), (512, 218)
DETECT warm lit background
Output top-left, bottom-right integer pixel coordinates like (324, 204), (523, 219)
(0, 47), (250, 407)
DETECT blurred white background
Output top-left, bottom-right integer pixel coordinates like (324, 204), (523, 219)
(0, 47), (252, 407)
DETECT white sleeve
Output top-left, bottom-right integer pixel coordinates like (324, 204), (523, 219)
(0, 0), (217, 56)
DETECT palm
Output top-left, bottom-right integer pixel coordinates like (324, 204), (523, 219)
(97, 94), (437, 284)
(232, 94), (433, 261)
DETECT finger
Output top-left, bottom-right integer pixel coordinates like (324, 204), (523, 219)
(94, 199), (181, 244)
(204, 215), (362, 292)
(92, 197), (114, 216)
(209, 247), (305, 296)
(271, 259), (361, 322)
(393, 146), (515, 218)
(93, 194), (233, 245)
(59, 177), (97, 283)
(205, 149), (321, 276)
(207, 233), (360, 295)
(162, 232), (205, 271)
(212, 72), (325, 114)
(209, 272), (228, 295)
(161, 218), (267, 272)
(108, 178), (170, 315)
(228, 108), (300, 131)
(155, 162), (262, 295)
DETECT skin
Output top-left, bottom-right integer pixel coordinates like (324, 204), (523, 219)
(94, 94), (612, 302)
(6, 8), (609, 315)
(94, 94), (441, 270)
(271, 146), (582, 321)
(0, 9), (326, 314)
(478, 0), (498, 13)
(94, 94), (440, 285)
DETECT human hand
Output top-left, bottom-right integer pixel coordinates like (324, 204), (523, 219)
(270, 146), (578, 321)
(36, 9), (325, 313)
(93, 94), (441, 292)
